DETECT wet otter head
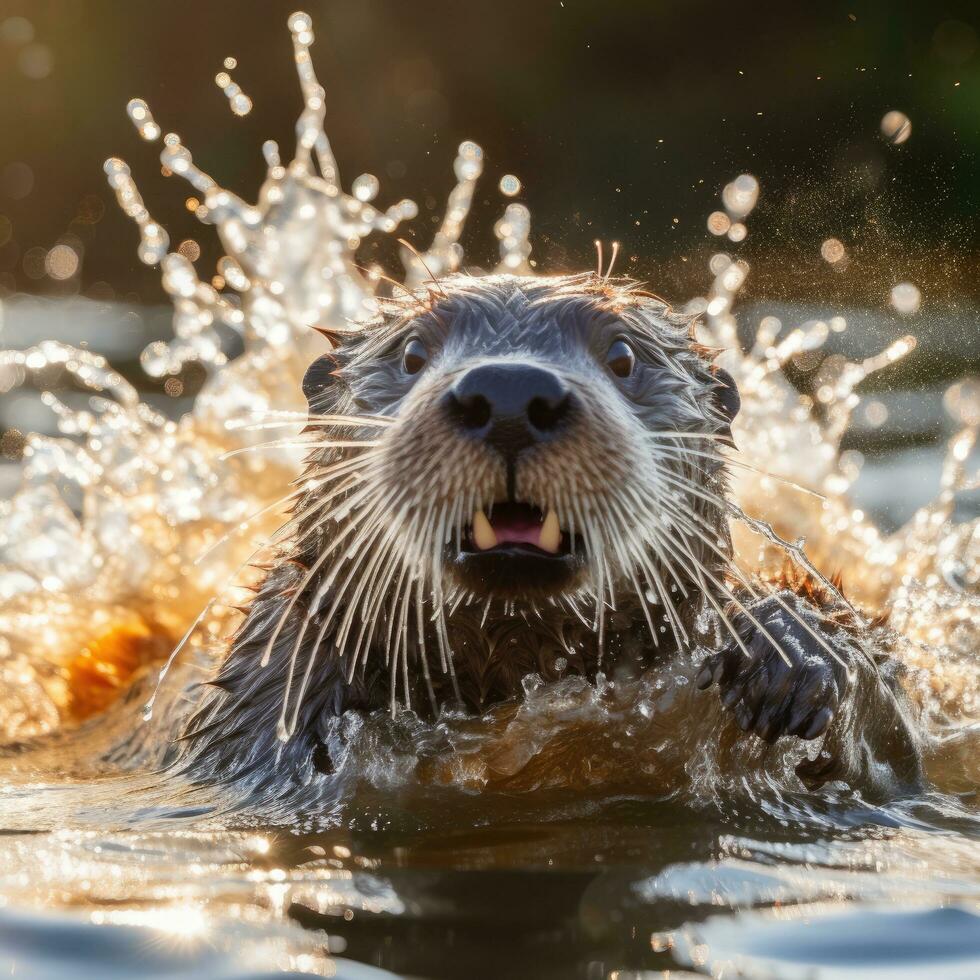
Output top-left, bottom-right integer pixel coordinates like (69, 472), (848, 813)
(183, 275), (921, 790)
(300, 273), (739, 633)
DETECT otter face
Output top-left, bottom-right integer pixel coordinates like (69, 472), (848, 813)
(304, 273), (737, 615)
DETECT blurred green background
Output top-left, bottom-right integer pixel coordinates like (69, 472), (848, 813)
(0, 0), (977, 526)
(1, 0), (978, 305)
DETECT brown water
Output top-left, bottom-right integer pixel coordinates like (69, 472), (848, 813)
(0, 11), (978, 979)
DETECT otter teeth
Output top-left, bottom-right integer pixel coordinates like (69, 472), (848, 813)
(472, 509), (498, 550)
(539, 509), (561, 554)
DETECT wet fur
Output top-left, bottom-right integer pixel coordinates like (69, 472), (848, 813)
(178, 274), (921, 795)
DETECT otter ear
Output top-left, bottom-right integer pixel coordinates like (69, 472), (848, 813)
(712, 367), (740, 421)
(302, 354), (338, 410)
(712, 367), (740, 443)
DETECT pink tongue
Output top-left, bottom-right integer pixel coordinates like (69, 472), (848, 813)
(491, 515), (542, 547)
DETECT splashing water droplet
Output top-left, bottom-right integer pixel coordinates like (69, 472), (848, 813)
(943, 378), (980, 427)
(44, 243), (80, 280)
(352, 173), (380, 203)
(215, 68), (253, 117)
(721, 173), (759, 219)
(126, 98), (161, 141)
(494, 203), (532, 274)
(454, 141), (484, 183)
(821, 238), (846, 264)
(890, 281), (921, 314)
(881, 110), (912, 145)
(707, 211), (731, 236)
(499, 174), (521, 197)
(103, 157), (169, 265)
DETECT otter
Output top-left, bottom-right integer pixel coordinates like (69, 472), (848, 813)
(178, 273), (921, 793)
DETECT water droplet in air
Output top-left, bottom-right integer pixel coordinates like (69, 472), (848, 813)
(890, 281), (921, 314)
(880, 110), (911, 145)
(499, 174), (521, 197)
(820, 238), (846, 264)
(44, 244), (80, 280)
(722, 173), (759, 219)
(943, 378), (980, 427)
(126, 99), (161, 141)
(0, 16), (34, 45)
(707, 211), (731, 235)
(352, 173), (380, 202)
(215, 68), (253, 116)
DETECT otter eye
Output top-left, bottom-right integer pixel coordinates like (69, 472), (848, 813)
(402, 337), (428, 375)
(605, 339), (635, 378)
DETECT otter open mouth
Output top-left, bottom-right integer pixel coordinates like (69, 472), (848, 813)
(450, 502), (585, 597)
(468, 502), (564, 555)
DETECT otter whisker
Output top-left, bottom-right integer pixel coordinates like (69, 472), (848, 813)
(632, 526), (690, 645)
(283, 498), (413, 738)
(313, 495), (413, 651)
(727, 502), (861, 618)
(191, 483), (311, 568)
(650, 499), (796, 668)
(648, 522), (746, 656)
(664, 497), (855, 675)
(225, 419), (389, 435)
(329, 516), (402, 659)
(654, 467), (732, 516)
(354, 504), (431, 678)
(562, 595), (592, 631)
(651, 439), (826, 501)
(300, 449), (386, 493)
(605, 241), (621, 280)
(259, 480), (383, 668)
(143, 597), (219, 721)
(606, 484), (697, 642)
(414, 574), (438, 715)
(220, 438), (381, 460)
(225, 413), (394, 432)
(301, 491), (427, 720)
(448, 589), (467, 618)
(384, 556), (416, 713)
(644, 431), (731, 441)
(391, 565), (412, 717)
(428, 502), (453, 674)
(278, 500), (394, 736)
(630, 566), (660, 647)
(347, 537), (404, 684)
(572, 501), (609, 644)
(651, 469), (855, 672)
(689, 565), (755, 663)
(381, 507), (433, 671)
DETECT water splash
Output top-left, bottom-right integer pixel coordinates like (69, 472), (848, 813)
(125, 98), (161, 141)
(214, 67), (253, 117)
(0, 14), (975, 795)
(103, 158), (169, 265)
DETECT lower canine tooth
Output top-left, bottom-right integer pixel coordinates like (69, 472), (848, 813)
(472, 510), (497, 550)
(539, 509), (561, 553)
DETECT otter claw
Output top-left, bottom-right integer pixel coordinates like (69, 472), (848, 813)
(698, 594), (851, 746)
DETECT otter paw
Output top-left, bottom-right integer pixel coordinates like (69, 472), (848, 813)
(695, 599), (849, 744)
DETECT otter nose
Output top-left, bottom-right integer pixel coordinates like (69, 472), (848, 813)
(445, 363), (573, 457)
